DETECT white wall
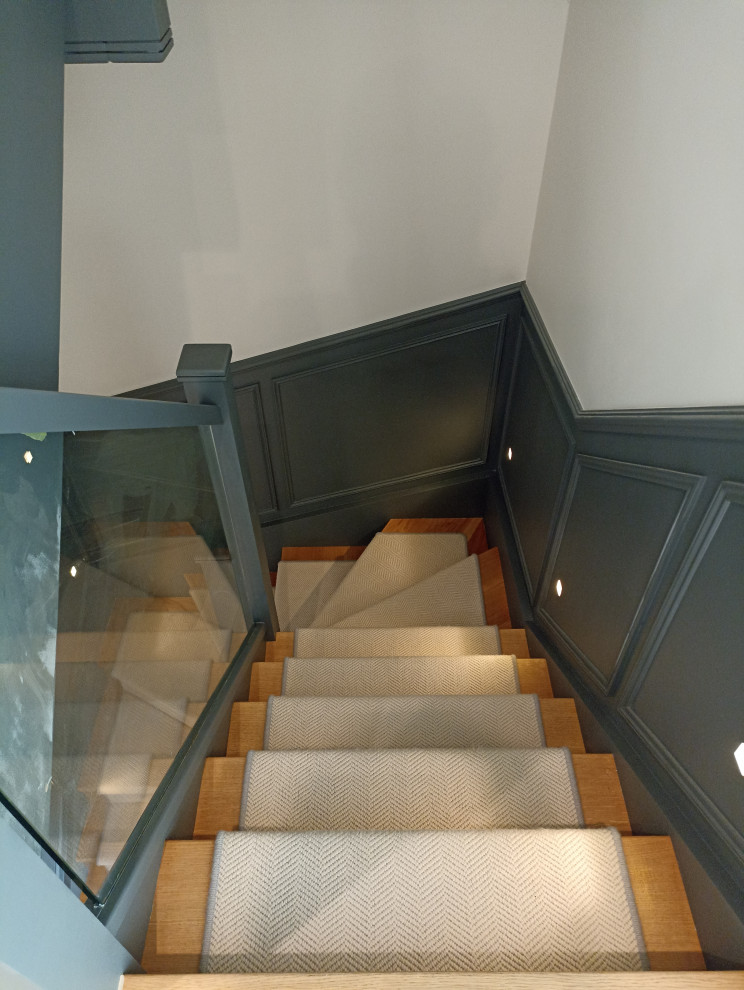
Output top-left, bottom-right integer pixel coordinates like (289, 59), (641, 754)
(60, 0), (568, 395)
(528, 0), (744, 410)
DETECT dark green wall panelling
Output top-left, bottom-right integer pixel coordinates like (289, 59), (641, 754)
(261, 475), (490, 567)
(125, 287), (522, 558)
(538, 455), (702, 692)
(233, 383), (278, 515)
(275, 323), (503, 505)
(496, 288), (744, 933)
(499, 326), (573, 596)
(625, 482), (744, 865)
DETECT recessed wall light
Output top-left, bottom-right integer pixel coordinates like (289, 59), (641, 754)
(735, 743), (744, 776)
(555, 579), (563, 597)
(23, 451), (33, 464)
(70, 565), (78, 578)
(507, 447), (513, 461)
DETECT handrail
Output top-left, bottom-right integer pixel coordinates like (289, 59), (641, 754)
(0, 385), (222, 434)
(0, 349), (273, 950)
(0, 787), (98, 903)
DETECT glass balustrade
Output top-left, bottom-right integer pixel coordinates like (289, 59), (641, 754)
(0, 426), (248, 897)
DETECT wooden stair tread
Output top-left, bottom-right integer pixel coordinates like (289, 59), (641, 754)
(571, 753), (631, 833)
(226, 702), (267, 756)
(249, 661), (284, 700)
(515, 657), (551, 697)
(281, 546), (365, 562)
(265, 628), (532, 664)
(194, 757), (245, 838)
(500, 628), (529, 658)
(383, 517), (488, 556)
(273, 529), (510, 632)
(193, 753), (629, 840)
(140, 835), (704, 976)
(126, 976), (743, 989)
(250, 659), (552, 701)
(540, 698), (585, 754)
(227, 697), (584, 757)
(264, 631), (295, 662)
(141, 840), (213, 974)
(621, 836), (705, 971)
(478, 546), (512, 627)
(115, 520), (197, 538)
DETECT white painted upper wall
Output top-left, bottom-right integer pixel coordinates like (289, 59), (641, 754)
(60, 0), (568, 395)
(528, 0), (744, 410)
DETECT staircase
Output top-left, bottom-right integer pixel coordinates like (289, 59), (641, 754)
(55, 523), (245, 890)
(126, 517), (715, 987)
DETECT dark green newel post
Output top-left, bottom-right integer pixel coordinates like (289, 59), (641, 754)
(177, 344), (278, 638)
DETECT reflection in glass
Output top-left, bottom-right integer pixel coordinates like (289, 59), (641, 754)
(1, 427), (246, 895)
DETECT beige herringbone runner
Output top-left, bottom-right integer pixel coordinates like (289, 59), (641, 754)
(275, 560), (355, 631)
(201, 828), (647, 973)
(264, 694), (545, 750)
(282, 654), (519, 696)
(293, 625), (501, 657)
(333, 553), (486, 627)
(240, 748), (584, 831)
(311, 533), (467, 627)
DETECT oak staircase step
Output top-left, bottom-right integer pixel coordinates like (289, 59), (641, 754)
(139, 835), (704, 976)
(249, 656), (553, 700)
(193, 751), (632, 839)
(226, 696), (586, 756)
(125, 976), (742, 989)
(262, 629), (531, 662)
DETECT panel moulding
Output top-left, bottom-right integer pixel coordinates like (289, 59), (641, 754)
(535, 454), (704, 695)
(497, 319), (575, 601)
(274, 320), (506, 508)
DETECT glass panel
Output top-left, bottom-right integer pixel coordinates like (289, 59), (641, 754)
(0, 427), (247, 896)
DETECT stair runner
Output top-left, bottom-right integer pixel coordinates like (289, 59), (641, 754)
(240, 748), (584, 831)
(281, 654), (520, 696)
(198, 532), (652, 974)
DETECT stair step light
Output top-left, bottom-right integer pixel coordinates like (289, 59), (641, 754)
(735, 743), (744, 776)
